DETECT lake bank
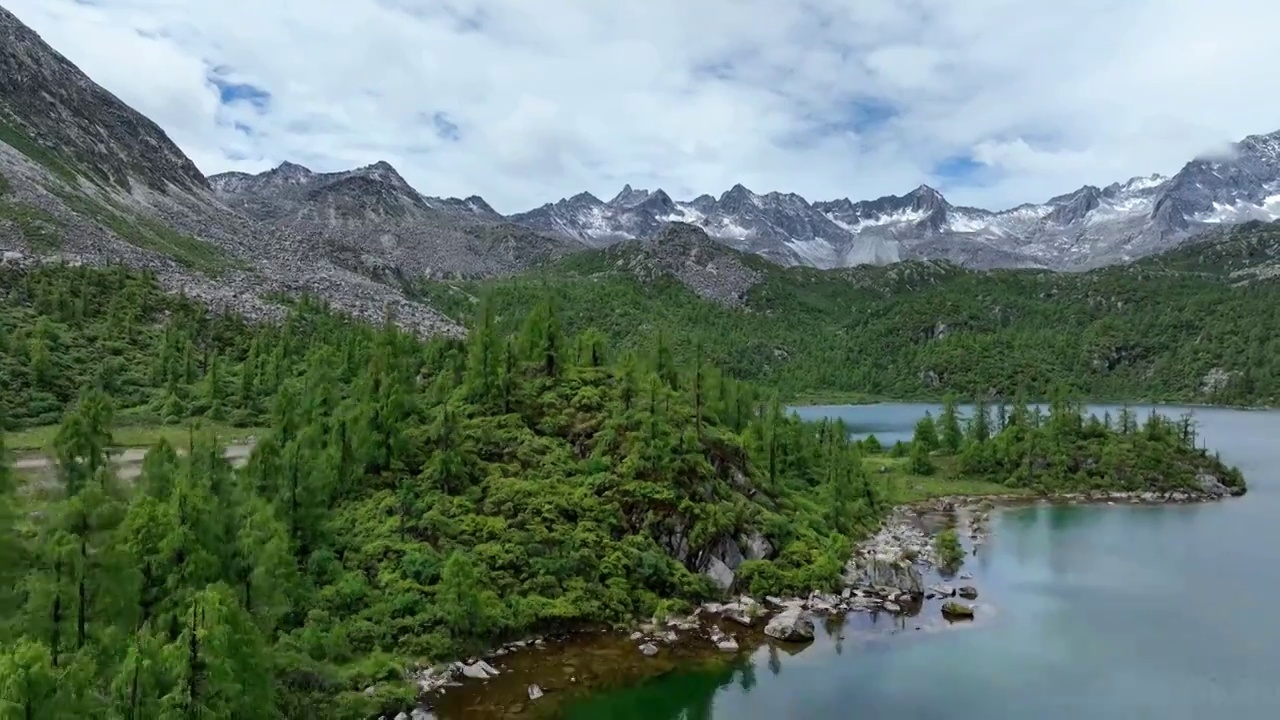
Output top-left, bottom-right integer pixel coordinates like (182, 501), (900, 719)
(416, 483), (1245, 719)
(413, 403), (1263, 720)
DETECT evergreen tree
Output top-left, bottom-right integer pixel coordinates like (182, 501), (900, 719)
(939, 395), (964, 453)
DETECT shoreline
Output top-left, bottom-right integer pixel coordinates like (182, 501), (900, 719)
(784, 397), (1278, 412)
(405, 486), (1244, 720)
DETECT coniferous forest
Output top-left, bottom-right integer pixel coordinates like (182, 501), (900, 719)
(0, 264), (1246, 717)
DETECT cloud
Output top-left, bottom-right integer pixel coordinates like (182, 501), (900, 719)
(6, 0), (1280, 213)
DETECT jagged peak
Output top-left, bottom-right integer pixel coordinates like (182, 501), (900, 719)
(567, 191), (603, 205)
(351, 160), (410, 186)
(273, 160), (313, 175)
(609, 183), (653, 206)
(719, 183), (758, 205)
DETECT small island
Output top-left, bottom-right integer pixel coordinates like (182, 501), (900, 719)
(0, 268), (1246, 720)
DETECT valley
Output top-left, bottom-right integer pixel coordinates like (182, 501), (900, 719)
(0, 3), (1277, 720)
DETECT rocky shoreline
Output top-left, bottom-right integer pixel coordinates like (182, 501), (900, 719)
(388, 482), (1245, 719)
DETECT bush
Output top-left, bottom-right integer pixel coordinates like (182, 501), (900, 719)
(935, 528), (965, 571)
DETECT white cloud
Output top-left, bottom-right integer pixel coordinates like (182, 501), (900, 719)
(6, 0), (1280, 213)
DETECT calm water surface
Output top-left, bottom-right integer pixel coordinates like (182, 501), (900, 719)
(561, 404), (1280, 720)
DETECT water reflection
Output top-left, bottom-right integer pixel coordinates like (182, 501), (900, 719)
(561, 660), (740, 720)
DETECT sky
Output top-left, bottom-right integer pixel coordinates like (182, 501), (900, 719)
(7, 0), (1280, 214)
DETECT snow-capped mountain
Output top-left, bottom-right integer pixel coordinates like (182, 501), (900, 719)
(509, 129), (1280, 270)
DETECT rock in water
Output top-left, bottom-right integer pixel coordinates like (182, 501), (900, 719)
(764, 608), (815, 642)
(459, 660), (500, 680)
(941, 602), (975, 620)
(528, 685), (544, 701)
(639, 643), (659, 657)
(717, 637), (740, 652)
(929, 583), (955, 598)
(958, 586), (979, 599)
(411, 709), (435, 720)
(848, 558), (924, 595)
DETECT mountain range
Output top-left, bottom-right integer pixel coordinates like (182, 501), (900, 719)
(3, 2), (1280, 336)
(510, 140), (1280, 271)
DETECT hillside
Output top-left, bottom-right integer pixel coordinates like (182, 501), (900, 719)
(0, 5), (547, 338)
(419, 221), (1280, 406)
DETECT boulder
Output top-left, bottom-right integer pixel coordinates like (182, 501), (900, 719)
(926, 579), (957, 597)
(460, 660), (500, 680)
(667, 615), (700, 631)
(1192, 468), (1223, 497)
(639, 643), (659, 657)
(743, 532), (774, 560)
(958, 586), (979, 600)
(883, 601), (902, 613)
(395, 714), (409, 720)
(411, 709), (434, 720)
(528, 685), (544, 701)
(717, 637), (740, 652)
(848, 558), (923, 595)
(941, 602), (975, 620)
(764, 608), (815, 643)
(702, 557), (735, 593)
(722, 598), (762, 627)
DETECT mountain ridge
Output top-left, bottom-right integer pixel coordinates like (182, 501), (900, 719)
(4, 0), (1280, 345)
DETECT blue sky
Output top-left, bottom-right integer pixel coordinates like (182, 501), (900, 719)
(7, 0), (1280, 213)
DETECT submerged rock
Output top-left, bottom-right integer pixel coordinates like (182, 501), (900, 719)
(941, 602), (975, 620)
(958, 586), (979, 600)
(764, 608), (815, 642)
(639, 643), (659, 657)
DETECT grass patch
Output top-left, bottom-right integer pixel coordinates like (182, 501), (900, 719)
(5, 421), (264, 452)
(0, 116), (83, 184)
(48, 186), (245, 276)
(0, 198), (64, 252)
(862, 454), (1032, 504)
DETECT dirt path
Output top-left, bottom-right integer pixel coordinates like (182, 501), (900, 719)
(13, 443), (255, 485)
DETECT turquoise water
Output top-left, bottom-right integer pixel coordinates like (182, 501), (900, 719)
(562, 404), (1280, 719)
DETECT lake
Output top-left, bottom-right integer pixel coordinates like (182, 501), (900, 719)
(557, 403), (1280, 720)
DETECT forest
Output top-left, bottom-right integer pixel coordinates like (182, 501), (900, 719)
(0, 264), (1245, 718)
(416, 221), (1280, 407)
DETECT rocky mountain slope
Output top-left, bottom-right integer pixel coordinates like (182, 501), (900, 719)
(0, 5), (586, 338)
(560, 221), (766, 307)
(512, 132), (1280, 271)
(208, 161), (580, 280)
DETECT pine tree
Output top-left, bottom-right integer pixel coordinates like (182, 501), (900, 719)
(939, 395), (964, 453)
(913, 412), (939, 451)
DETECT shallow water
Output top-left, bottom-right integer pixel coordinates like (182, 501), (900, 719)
(551, 404), (1280, 720)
